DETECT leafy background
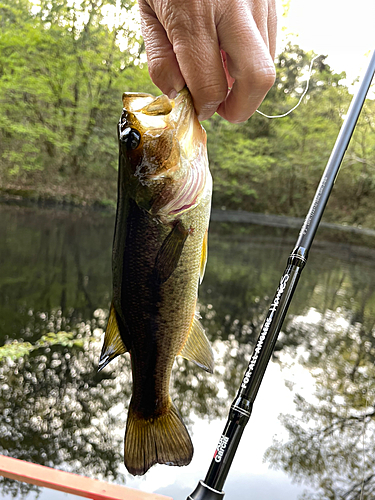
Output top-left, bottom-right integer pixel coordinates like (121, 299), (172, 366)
(1, 0), (375, 227)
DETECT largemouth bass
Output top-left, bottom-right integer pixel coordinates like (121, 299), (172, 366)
(98, 88), (213, 476)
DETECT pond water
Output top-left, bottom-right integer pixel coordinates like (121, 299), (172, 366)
(1, 204), (375, 500)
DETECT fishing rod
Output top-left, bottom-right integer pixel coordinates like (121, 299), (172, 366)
(187, 50), (375, 500)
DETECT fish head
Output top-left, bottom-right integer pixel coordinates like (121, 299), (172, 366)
(118, 88), (209, 218)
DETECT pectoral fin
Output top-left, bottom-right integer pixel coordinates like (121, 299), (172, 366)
(199, 230), (208, 284)
(154, 221), (190, 284)
(98, 304), (128, 371)
(179, 313), (214, 373)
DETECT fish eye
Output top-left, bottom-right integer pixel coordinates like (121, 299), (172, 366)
(119, 127), (141, 150)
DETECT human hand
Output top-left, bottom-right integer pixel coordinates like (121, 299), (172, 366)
(138, 0), (277, 123)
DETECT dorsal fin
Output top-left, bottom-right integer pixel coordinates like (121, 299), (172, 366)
(179, 313), (214, 373)
(98, 304), (128, 371)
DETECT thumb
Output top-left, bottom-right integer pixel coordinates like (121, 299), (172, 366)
(139, 2), (185, 98)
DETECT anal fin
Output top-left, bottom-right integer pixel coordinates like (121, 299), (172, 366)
(179, 313), (214, 373)
(98, 303), (128, 371)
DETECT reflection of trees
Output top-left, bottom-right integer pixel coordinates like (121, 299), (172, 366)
(0, 206), (113, 344)
(265, 260), (375, 500)
(2, 206), (375, 498)
(0, 310), (230, 497)
(0, 312), (129, 496)
(198, 224), (341, 398)
(198, 224), (291, 398)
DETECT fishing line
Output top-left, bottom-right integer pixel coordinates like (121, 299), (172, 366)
(256, 54), (321, 119)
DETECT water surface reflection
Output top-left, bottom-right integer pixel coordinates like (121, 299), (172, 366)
(1, 205), (375, 499)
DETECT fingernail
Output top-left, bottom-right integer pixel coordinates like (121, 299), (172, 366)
(168, 89), (177, 100)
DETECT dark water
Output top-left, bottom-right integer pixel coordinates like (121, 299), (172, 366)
(1, 204), (375, 500)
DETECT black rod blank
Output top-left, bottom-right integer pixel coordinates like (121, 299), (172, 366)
(187, 50), (375, 500)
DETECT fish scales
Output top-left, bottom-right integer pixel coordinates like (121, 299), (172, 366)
(123, 200), (209, 411)
(99, 88), (213, 476)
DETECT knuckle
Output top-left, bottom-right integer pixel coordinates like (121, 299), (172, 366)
(194, 81), (228, 108)
(249, 63), (276, 92)
(261, 66), (277, 90)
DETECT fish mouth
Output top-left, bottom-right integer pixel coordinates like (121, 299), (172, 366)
(121, 88), (198, 146)
(122, 92), (156, 114)
(170, 88), (204, 160)
(170, 88), (195, 137)
(155, 89), (209, 219)
(171, 88), (192, 118)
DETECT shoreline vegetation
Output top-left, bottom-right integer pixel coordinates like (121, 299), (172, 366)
(2, 197), (375, 243)
(1, 1), (375, 229)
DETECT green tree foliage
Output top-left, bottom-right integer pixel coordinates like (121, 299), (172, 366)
(1, 3), (375, 225)
(206, 44), (375, 227)
(206, 44), (349, 215)
(0, 0), (155, 200)
(334, 97), (375, 225)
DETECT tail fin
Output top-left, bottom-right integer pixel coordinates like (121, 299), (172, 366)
(124, 400), (193, 476)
